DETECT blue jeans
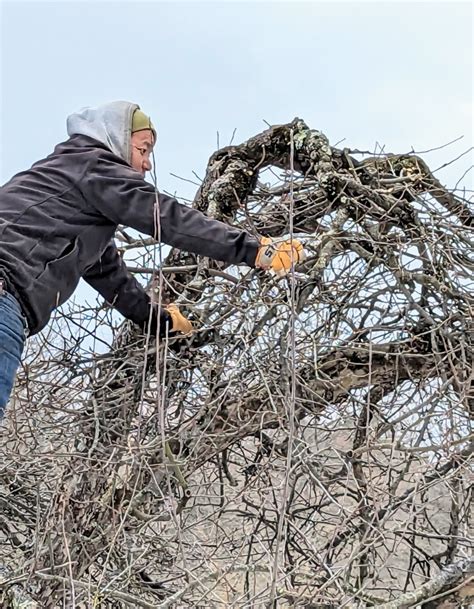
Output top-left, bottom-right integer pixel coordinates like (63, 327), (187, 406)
(0, 292), (26, 418)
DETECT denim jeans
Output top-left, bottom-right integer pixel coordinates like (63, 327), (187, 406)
(0, 291), (26, 418)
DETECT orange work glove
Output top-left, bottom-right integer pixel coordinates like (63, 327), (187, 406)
(166, 304), (193, 335)
(255, 237), (306, 277)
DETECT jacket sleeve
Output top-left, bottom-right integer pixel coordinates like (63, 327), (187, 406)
(83, 241), (157, 327)
(82, 150), (260, 267)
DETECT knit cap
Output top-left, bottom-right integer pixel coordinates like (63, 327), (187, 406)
(132, 108), (156, 141)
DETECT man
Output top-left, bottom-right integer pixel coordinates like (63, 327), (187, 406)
(0, 101), (304, 417)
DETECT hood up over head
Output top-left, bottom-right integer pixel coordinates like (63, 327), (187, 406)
(66, 100), (140, 163)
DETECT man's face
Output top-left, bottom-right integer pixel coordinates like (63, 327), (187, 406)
(130, 129), (155, 176)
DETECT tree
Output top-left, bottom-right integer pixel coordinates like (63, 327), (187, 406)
(1, 119), (472, 609)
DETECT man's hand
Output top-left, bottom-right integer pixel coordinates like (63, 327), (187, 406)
(255, 237), (306, 277)
(166, 304), (193, 335)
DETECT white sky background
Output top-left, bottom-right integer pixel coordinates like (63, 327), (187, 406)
(0, 0), (472, 343)
(1, 1), (472, 190)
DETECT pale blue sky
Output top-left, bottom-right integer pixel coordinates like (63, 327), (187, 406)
(1, 0), (472, 198)
(0, 0), (472, 345)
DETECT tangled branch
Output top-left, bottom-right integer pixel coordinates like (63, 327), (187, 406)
(1, 119), (472, 608)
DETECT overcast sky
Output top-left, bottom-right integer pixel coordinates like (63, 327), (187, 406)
(1, 0), (472, 197)
(0, 0), (472, 343)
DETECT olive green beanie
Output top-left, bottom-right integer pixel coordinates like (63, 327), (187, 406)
(132, 108), (156, 141)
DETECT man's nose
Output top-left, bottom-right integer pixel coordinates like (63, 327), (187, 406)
(143, 158), (152, 172)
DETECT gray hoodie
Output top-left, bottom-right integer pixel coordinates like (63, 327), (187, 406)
(67, 100), (137, 163)
(0, 101), (259, 335)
